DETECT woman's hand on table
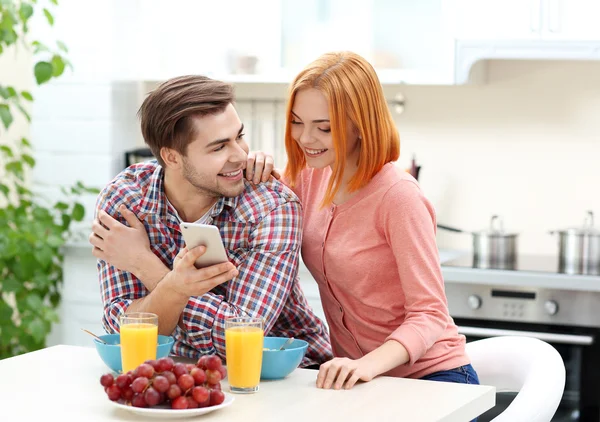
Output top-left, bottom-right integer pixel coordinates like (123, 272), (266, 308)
(316, 357), (377, 390)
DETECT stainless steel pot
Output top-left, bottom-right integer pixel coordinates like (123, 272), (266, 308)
(550, 211), (600, 275)
(438, 215), (519, 269)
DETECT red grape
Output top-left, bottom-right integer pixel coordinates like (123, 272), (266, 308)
(207, 383), (221, 391)
(166, 384), (182, 400)
(106, 384), (121, 401)
(121, 386), (134, 401)
(172, 363), (188, 378)
(115, 373), (132, 389)
(136, 363), (155, 379)
(196, 355), (210, 370)
(131, 393), (148, 408)
(186, 396), (199, 409)
(177, 374), (194, 391)
(210, 389), (225, 406)
(190, 367), (206, 385)
(197, 397), (211, 408)
(171, 396), (188, 409)
(192, 386), (209, 403)
(100, 373), (114, 388)
(145, 359), (160, 372)
(205, 369), (222, 385)
(205, 355), (222, 371)
(152, 375), (170, 393)
(144, 387), (161, 406)
(156, 357), (174, 373)
(218, 365), (227, 380)
(163, 370), (177, 385)
(131, 377), (149, 394)
(186, 363), (196, 372)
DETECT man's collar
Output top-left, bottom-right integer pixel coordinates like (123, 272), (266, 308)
(138, 163), (239, 219)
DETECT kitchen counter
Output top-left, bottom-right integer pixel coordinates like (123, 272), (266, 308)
(440, 249), (600, 292)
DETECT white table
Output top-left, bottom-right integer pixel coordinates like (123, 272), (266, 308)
(0, 345), (495, 422)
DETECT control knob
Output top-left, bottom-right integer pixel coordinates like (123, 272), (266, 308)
(544, 300), (559, 316)
(467, 295), (482, 310)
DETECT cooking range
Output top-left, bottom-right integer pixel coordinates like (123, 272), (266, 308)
(442, 253), (600, 421)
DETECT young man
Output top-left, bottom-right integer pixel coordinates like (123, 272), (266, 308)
(90, 75), (332, 366)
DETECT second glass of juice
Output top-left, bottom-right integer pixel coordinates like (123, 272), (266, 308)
(225, 317), (264, 393)
(120, 312), (158, 373)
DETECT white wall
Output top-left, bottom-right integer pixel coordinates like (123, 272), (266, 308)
(390, 60), (600, 256)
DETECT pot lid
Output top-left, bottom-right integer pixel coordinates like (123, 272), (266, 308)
(556, 211), (600, 235)
(476, 215), (519, 237)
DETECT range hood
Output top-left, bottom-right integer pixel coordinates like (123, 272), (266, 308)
(455, 40), (600, 84)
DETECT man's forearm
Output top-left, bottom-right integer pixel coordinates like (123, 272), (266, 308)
(131, 253), (171, 291)
(125, 281), (189, 335)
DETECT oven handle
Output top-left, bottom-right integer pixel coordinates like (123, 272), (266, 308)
(458, 326), (594, 345)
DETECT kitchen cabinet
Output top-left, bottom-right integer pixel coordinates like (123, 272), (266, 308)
(541, 0), (600, 40)
(448, 0), (600, 41)
(448, 0), (540, 40)
(280, 0), (455, 84)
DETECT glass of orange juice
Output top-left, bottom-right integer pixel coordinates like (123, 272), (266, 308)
(225, 316), (264, 393)
(120, 312), (158, 373)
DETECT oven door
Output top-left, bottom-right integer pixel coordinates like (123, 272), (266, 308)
(454, 318), (598, 422)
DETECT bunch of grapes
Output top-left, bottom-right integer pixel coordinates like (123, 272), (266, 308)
(100, 355), (227, 410)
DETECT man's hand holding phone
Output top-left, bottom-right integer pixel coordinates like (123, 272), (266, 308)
(164, 245), (238, 300)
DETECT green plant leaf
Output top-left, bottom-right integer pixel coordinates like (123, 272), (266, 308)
(21, 154), (35, 168)
(5, 161), (23, 177)
(61, 214), (71, 229)
(19, 3), (34, 21)
(34, 61), (53, 85)
(0, 184), (9, 197)
(0, 145), (13, 157)
(50, 0), (58, 5)
(43, 8), (54, 26)
(0, 86), (10, 99)
(0, 301), (13, 324)
(20, 91), (33, 101)
(26, 293), (44, 312)
(2, 278), (21, 293)
(15, 102), (30, 122)
(31, 41), (50, 54)
(28, 318), (46, 343)
(54, 202), (68, 210)
(21, 137), (31, 147)
(0, 104), (13, 129)
(6, 86), (17, 97)
(51, 54), (65, 77)
(47, 235), (64, 248)
(57, 40), (68, 53)
(72, 203), (85, 221)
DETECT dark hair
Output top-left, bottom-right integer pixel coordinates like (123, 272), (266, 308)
(138, 75), (234, 166)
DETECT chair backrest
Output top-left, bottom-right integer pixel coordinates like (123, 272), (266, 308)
(465, 336), (566, 422)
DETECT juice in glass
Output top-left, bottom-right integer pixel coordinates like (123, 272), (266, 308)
(120, 312), (158, 373)
(225, 317), (263, 393)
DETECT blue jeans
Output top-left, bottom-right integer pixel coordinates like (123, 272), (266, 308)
(420, 364), (480, 422)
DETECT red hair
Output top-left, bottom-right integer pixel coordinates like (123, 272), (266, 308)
(284, 51), (400, 207)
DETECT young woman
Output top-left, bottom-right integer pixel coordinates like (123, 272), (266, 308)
(249, 51), (478, 391)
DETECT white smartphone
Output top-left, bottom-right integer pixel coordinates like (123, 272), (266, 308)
(179, 222), (229, 268)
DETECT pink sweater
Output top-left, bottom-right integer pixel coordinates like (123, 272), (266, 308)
(288, 163), (470, 379)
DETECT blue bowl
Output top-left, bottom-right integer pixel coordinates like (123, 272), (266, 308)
(93, 333), (174, 373)
(261, 337), (308, 380)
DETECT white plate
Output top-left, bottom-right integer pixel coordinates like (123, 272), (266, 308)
(110, 393), (234, 419)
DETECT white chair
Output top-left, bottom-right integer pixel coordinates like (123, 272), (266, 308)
(466, 336), (566, 422)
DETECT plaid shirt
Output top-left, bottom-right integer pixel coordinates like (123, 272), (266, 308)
(96, 161), (332, 366)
